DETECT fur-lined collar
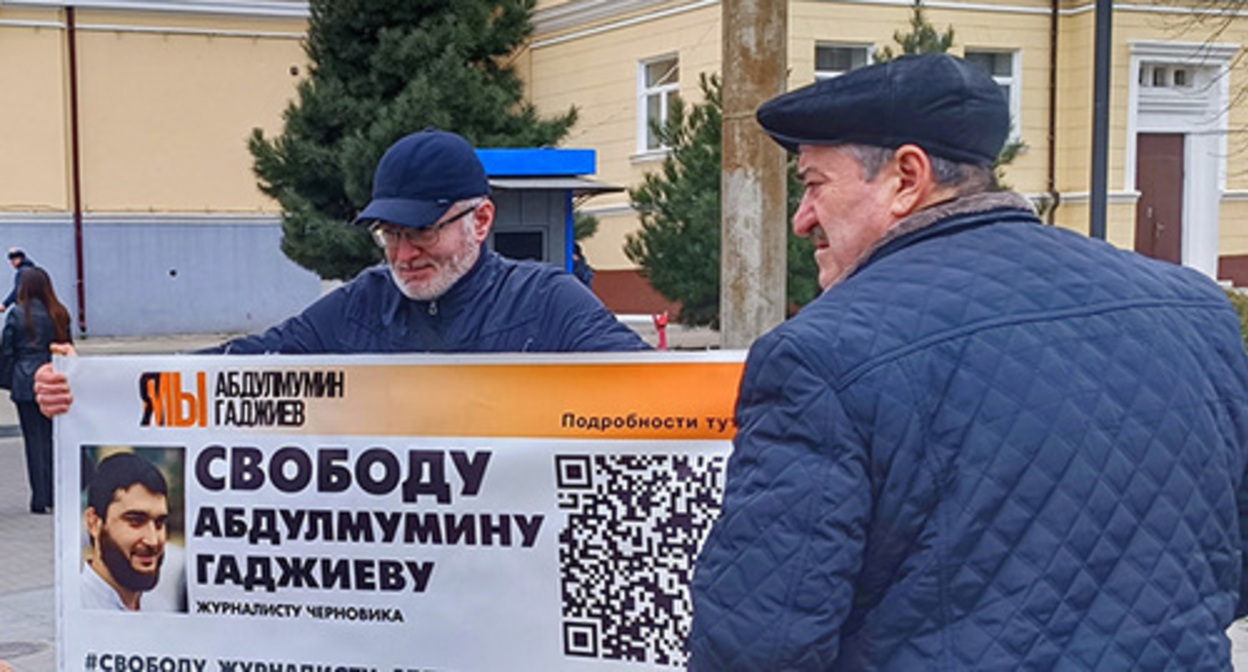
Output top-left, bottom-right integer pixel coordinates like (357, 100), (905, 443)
(829, 191), (1036, 288)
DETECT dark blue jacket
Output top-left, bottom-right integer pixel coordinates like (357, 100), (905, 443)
(213, 249), (649, 354)
(3, 258), (34, 309)
(690, 192), (1248, 670)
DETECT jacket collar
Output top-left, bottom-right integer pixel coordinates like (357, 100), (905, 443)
(380, 246), (496, 325)
(841, 191), (1038, 285)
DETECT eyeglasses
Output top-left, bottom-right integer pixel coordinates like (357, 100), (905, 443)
(369, 205), (478, 249)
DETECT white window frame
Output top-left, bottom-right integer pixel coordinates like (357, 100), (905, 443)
(814, 43), (873, 81)
(964, 48), (1022, 140)
(637, 54), (680, 156)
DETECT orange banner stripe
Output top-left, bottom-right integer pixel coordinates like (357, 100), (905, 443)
(297, 361), (745, 439)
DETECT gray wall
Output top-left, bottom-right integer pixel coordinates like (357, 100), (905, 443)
(0, 216), (321, 337)
(489, 189), (569, 269)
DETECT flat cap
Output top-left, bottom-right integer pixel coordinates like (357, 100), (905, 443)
(757, 53), (1009, 166)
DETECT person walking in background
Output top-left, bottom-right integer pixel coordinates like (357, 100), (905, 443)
(1, 248), (35, 312)
(1, 267), (72, 513)
(572, 243), (595, 289)
(689, 54), (1248, 670)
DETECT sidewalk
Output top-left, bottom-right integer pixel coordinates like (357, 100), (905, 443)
(0, 434), (55, 670)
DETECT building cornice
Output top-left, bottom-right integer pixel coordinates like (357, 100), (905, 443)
(534, 0), (678, 35)
(0, 0), (308, 18)
(531, 0), (1057, 40)
(533, 0), (1248, 43)
(1074, 2), (1248, 18)
(533, 0), (717, 49)
(1130, 39), (1240, 62)
(0, 211), (283, 224)
(0, 16), (305, 37)
(1060, 191), (1140, 204)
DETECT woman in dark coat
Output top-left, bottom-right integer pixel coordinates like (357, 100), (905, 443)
(2, 267), (71, 513)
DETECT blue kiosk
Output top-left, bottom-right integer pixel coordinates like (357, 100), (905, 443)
(475, 148), (621, 272)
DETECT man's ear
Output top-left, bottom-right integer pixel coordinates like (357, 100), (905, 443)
(85, 506), (102, 545)
(888, 144), (939, 218)
(471, 200), (495, 244)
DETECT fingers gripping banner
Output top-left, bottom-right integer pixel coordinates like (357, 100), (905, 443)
(54, 352), (744, 671)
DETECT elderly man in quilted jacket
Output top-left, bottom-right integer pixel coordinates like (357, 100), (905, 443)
(689, 53), (1248, 670)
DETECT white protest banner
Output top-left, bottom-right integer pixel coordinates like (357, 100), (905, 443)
(55, 352), (744, 671)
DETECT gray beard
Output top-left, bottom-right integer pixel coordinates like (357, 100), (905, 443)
(390, 240), (481, 301)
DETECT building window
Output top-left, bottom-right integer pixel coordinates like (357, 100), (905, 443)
(1140, 63), (1194, 89)
(638, 55), (680, 153)
(493, 230), (545, 262)
(815, 44), (870, 80)
(965, 49), (1020, 137)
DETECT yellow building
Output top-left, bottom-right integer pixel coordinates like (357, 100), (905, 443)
(1, 1), (1244, 332)
(523, 0), (1248, 312)
(0, 0), (317, 336)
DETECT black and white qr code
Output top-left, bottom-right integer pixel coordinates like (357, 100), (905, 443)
(555, 453), (726, 667)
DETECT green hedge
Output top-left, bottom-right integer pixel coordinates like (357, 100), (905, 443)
(1228, 290), (1248, 351)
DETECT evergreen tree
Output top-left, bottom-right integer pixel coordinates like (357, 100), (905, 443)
(625, 75), (818, 328)
(249, 0), (577, 280)
(573, 211), (599, 241)
(875, 0), (1031, 196)
(873, 0), (954, 61)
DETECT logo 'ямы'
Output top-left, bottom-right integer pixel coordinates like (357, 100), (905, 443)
(139, 372), (207, 427)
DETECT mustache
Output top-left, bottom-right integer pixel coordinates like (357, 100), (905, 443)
(131, 543), (163, 558)
(395, 260), (437, 271)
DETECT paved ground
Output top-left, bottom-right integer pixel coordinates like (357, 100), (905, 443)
(3, 326), (1248, 670)
(0, 436), (55, 670)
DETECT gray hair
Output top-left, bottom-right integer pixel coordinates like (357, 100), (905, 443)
(453, 196), (489, 234)
(841, 143), (995, 196)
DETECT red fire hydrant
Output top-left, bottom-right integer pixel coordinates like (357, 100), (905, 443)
(653, 311), (669, 351)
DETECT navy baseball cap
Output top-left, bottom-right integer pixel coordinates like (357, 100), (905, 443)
(757, 54), (1009, 166)
(352, 130), (491, 229)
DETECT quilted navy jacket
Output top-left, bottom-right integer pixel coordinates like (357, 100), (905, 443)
(690, 193), (1248, 670)
(211, 248), (649, 354)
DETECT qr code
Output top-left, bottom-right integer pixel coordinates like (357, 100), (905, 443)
(555, 453), (726, 667)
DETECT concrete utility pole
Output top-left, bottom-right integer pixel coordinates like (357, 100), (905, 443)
(721, 0), (788, 349)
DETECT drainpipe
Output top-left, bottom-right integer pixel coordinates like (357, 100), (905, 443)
(66, 6), (87, 333)
(1046, 0), (1060, 225)
(1089, 0), (1113, 240)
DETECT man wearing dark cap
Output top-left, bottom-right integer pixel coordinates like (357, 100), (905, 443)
(1, 247), (35, 312)
(34, 130), (647, 413)
(204, 129), (647, 354)
(689, 54), (1248, 670)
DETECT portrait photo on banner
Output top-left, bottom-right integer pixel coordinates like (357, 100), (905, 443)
(79, 445), (188, 614)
